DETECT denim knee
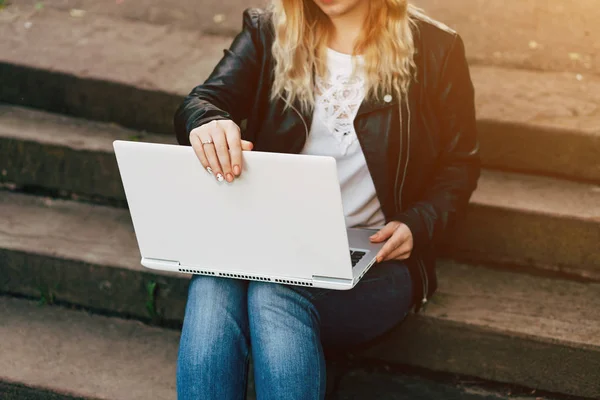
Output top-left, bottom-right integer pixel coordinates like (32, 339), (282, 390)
(247, 282), (322, 359)
(247, 282), (325, 399)
(248, 282), (320, 325)
(179, 276), (249, 361)
(178, 276), (251, 399)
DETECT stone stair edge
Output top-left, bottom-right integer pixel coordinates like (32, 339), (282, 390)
(4, 0), (600, 77)
(0, 191), (599, 346)
(3, 296), (581, 400)
(1, 104), (599, 200)
(369, 312), (600, 399)
(1, 8), (599, 182)
(1, 188), (599, 397)
(0, 378), (101, 400)
(0, 103), (598, 187)
(3, 59), (598, 136)
(1, 149), (599, 283)
(1, 255), (599, 399)
(0, 295), (180, 400)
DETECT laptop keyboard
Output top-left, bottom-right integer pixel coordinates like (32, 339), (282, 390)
(350, 250), (367, 267)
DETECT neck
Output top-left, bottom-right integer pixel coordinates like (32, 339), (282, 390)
(327, 4), (369, 54)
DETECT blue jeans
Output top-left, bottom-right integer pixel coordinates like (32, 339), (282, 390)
(177, 260), (413, 400)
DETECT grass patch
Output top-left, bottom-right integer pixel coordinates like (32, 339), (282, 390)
(145, 280), (159, 321)
(37, 285), (55, 306)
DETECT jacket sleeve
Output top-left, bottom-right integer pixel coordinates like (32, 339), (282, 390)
(394, 34), (481, 253)
(174, 9), (262, 145)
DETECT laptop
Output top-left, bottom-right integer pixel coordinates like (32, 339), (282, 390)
(113, 140), (384, 290)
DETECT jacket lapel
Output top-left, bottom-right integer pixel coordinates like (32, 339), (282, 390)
(353, 91), (406, 219)
(356, 92), (399, 118)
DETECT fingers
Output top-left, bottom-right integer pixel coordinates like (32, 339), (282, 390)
(241, 140), (254, 151)
(189, 120), (253, 183)
(189, 129), (211, 174)
(210, 121), (234, 182)
(376, 234), (402, 263)
(370, 221), (400, 243)
(200, 125), (226, 182)
(375, 223), (413, 262)
(383, 242), (412, 261)
(223, 121), (243, 177)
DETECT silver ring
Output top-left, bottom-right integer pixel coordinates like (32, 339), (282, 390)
(201, 139), (214, 145)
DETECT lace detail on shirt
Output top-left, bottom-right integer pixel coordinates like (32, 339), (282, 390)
(314, 54), (365, 155)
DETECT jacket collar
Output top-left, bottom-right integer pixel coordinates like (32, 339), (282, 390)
(356, 92), (399, 118)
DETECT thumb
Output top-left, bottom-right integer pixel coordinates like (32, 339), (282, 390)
(370, 223), (397, 243)
(241, 140), (254, 151)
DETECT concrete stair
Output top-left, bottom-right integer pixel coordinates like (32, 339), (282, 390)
(6, 0), (600, 76)
(0, 189), (599, 398)
(450, 170), (600, 280)
(1, 105), (599, 281)
(0, 296), (179, 400)
(2, 296), (575, 400)
(1, 2), (599, 399)
(0, 104), (174, 201)
(1, 8), (599, 183)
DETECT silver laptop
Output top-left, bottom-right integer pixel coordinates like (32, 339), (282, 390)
(113, 140), (384, 290)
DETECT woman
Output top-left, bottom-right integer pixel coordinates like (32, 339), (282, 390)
(174, 0), (480, 398)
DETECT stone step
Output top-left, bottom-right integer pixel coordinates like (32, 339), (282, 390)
(363, 260), (600, 399)
(0, 297), (572, 400)
(9, 0), (600, 76)
(446, 169), (600, 281)
(0, 104), (175, 201)
(416, 0), (600, 76)
(0, 296), (180, 400)
(0, 193), (599, 398)
(1, 108), (599, 279)
(0, 9), (599, 182)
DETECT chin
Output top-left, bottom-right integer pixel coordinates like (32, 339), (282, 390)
(314, 1), (351, 17)
(322, 8), (348, 17)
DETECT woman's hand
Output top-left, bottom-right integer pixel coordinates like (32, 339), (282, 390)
(370, 221), (414, 263)
(189, 119), (254, 182)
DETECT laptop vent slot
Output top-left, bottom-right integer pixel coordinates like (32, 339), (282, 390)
(177, 269), (312, 286)
(274, 279), (313, 287)
(217, 272), (272, 282)
(179, 268), (216, 276)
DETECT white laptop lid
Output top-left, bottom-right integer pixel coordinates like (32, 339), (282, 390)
(113, 140), (354, 281)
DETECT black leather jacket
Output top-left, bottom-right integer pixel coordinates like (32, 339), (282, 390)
(174, 8), (481, 311)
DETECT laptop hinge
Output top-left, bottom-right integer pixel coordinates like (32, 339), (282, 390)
(312, 275), (353, 285)
(142, 257), (180, 269)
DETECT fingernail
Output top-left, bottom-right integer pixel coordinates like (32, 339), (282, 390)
(216, 173), (224, 182)
(206, 167), (213, 175)
(233, 165), (240, 175)
(226, 173), (234, 182)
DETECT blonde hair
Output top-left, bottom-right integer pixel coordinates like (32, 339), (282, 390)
(270, 0), (418, 113)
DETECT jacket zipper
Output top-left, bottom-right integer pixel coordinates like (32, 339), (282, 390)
(394, 99), (405, 210)
(395, 93), (428, 306)
(394, 93), (411, 213)
(417, 257), (428, 306)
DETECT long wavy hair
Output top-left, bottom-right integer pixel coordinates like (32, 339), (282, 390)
(270, 0), (418, 113)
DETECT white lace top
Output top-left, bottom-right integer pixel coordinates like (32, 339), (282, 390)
(301, 48), (386, 229)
